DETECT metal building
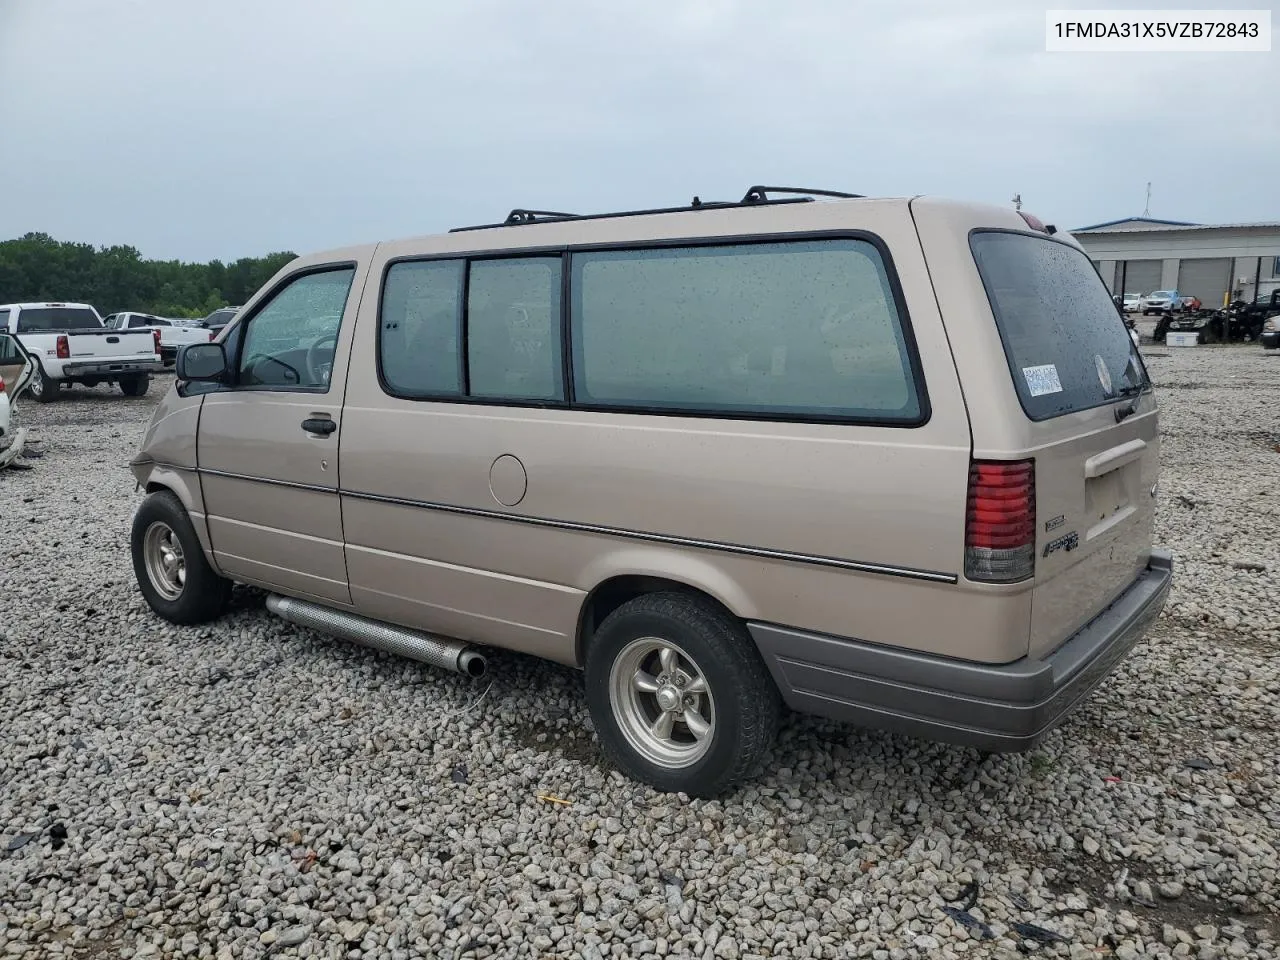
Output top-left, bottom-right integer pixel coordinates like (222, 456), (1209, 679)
(1070, 217), (1280, 308)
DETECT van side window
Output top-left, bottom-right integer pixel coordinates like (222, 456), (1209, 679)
(467, 257), (564, 402)
(236, 267), (355, 390)
(379, 259), (464, 396)
(570, 240), (922, 421)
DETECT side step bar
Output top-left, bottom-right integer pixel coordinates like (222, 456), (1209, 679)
(265, 594), (487, 678)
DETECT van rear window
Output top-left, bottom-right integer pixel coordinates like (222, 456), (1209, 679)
(970, 231), (1148, 421)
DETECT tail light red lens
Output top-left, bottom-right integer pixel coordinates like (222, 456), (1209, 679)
(153, 329), (162, 354)
(209, 331), (217, 342)
(0, 375), (7, 396)
(56, 335), (70, 359)
(965, 459), (1035, 583)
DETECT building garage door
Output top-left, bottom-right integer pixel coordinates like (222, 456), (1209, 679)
(1116, 260), (1162, 297)
(1178, 258), (1232, 308)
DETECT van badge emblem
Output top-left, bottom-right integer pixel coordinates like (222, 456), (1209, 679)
(1045, 514), (1065, 532)
(1043, 531), (1079, 557)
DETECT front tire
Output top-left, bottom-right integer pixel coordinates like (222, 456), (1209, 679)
(29, 363), (59, 404)
(584, 592), (781, 797)
(131, 490), (231, 624)
(120, 374), (150, 397)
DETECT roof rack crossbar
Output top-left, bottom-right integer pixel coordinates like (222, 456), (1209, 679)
(505, 208), (578, 224)
(449, 186), (861, 233)
(741, 185), (864, 203)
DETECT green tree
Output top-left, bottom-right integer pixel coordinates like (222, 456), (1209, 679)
(0, 234), (297, 317)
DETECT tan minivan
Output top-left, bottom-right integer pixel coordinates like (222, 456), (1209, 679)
(129, 187), (1172, 796)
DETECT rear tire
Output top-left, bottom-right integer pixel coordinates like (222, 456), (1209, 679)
(120, 374), (150, 397)
(584, 592), (782, 797)
(131, 490), (231, 624)
(29, 363), (59, 404)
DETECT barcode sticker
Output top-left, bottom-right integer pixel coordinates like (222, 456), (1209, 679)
(1022, 364), (1063, 397)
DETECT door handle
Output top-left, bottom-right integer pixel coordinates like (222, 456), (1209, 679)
(301, 417), (336, 436)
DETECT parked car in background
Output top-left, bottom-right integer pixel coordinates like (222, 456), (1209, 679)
(1141, 290), (1179, 314)
(0, 332), (35, 446)
(128, 188), (1170, 796)
(1234, 290), (1280, 341)
(0, 302), (164, 402)
(1179, 295), (1202, 311)
(1262, 316), (1280, 350)
(104, 311), (213, 365)
(1122, 293), (1141, 312)
(199, 306), (241, 334)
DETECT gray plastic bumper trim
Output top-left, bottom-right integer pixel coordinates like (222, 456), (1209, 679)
(749, 548), (1173, 752)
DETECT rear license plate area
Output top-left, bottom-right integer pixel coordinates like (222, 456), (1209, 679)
(1085, 467), (1135, 539)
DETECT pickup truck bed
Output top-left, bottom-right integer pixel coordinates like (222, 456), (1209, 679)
(0, 302), (164, 402)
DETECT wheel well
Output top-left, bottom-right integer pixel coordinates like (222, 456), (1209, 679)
(575, 575), (737, 666)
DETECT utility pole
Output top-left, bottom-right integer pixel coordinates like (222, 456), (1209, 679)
(1012, 193), (1022, 211)
(1143, 182), (1151, 217)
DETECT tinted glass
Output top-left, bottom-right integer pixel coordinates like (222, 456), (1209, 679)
(971, 232), (1149, 421)
(205, 308), (237, 328)
(238, 268), (354, 389)
(380, 259), (463, 396)
(0, 310), (9, 332)
(571, 240), (920, 420)
(467, 257), (563, 401)
(15, 307), (101, 332)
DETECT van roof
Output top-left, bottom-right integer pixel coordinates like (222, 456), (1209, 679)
(292, 192), (1047, 268)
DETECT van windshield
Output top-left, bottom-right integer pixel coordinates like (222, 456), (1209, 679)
(971, 231), (1149, 421)
(15, 307), (102, 332)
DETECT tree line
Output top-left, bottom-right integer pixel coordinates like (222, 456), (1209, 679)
(0, 232), (297, 319)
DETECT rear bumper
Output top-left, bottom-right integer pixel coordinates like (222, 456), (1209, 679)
(749, 548), (1173, 752)
(60, 359), (164, 378)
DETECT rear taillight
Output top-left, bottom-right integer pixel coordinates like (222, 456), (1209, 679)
(209, 330), (217, 341)
(56, 334), (70, 359)
(0, 375), (6, 396)
(965, 459), (1036, 583)
(153, 329), (162, 354)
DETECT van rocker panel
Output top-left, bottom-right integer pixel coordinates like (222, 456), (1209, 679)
(748, 548), (1172, 751)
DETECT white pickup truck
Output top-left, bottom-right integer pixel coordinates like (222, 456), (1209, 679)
(0, 302), (164, 402)
(103, 312), (214, 365)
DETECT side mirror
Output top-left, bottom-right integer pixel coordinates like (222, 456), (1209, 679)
(176, 342), (229, 382)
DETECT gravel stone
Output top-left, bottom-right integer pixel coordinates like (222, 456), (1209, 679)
(3, 349), (1280, 958)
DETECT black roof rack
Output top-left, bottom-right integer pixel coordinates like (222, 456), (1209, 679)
(740, 185), (864, 203)
(449, 185), (862, 233)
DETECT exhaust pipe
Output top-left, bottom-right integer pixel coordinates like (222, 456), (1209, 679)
(265, 594), (487, 678)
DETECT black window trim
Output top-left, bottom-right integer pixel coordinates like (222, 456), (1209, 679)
(224, 260), (359, 396)
(968, 226), (1150, 423)
(375, 229), (931, 429)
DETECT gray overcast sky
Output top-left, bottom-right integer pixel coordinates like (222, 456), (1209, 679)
(1, 0), (1276, 262)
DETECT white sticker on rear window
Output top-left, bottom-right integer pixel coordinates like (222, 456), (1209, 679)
(1022, 363), (1062, 397)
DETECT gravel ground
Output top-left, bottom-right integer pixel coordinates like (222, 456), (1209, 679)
(2, 349), (1278, 960)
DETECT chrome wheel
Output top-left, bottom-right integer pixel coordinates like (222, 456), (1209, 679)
(609, 637), (715, 769)
(143, 521), (186, 601)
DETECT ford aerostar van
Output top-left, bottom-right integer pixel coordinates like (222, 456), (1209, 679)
(129, 187), (1171, 796)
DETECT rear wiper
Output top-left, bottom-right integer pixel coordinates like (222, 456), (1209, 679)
(1113, 382), (1148, 422)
